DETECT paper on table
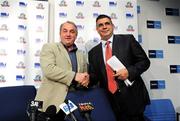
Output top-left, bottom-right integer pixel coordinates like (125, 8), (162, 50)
(107, 55), (133, 86)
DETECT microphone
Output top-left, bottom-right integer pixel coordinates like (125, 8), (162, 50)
(59, 99), (78, 121)
(27, 100), (43, 121)
(78, 102), (94, 121)
(45, 105), (57, 118)
(37, 105), (57, 121)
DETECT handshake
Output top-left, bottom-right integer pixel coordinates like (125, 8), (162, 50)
(74, 72), (89, 88)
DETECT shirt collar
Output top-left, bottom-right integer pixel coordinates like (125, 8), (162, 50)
(101, 35), (113, 47)
(62, 42), (78, 52)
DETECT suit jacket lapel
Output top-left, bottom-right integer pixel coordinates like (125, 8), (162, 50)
(76, 51), (81, 72)
(112, 35), (117, 55)
(96, 43), (107, 80)
(112, 35), (123, 56)
(112, 35), (124, 62)
(57, 43), (71, 64)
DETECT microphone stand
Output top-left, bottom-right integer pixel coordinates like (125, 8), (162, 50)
(30, 106), (37, 121)
(66, 100), (78, 121)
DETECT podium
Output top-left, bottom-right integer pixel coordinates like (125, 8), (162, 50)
(66, 87), (116, 121)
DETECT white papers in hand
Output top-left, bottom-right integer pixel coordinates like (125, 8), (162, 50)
(107, 55), (133, 86)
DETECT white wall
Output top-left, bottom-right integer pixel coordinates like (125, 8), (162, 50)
(137, 0), (180, 113)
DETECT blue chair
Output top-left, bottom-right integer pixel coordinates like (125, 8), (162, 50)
(144, 99), (176, 121)
(0, 85), (36, 121)
(66, 88), (116, 121)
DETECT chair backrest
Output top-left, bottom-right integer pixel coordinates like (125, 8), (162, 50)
(144, 99), (176, 121)
(0, 85), (36, 121)
(66, 87), (116, 121)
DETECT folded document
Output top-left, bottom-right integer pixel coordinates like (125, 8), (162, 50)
(107, 55), (134, 86)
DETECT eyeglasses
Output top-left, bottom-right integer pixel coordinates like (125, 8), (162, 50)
(97, 22), (112, 28)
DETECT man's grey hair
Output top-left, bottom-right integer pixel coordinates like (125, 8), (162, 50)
(60, 21), (78, 34)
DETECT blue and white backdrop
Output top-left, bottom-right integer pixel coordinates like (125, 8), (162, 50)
(0, 0), (180, 113)
(0, 0), (48, 87)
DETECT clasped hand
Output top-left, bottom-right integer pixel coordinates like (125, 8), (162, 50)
(75, 72), (89, 88)
(113, 68), (129, 80)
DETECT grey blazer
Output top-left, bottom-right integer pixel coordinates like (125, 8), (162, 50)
(35, 42), (87, 112)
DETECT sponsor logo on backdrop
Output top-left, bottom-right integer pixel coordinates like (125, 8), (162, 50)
(138, 34), (142, 43)
(34, 50), (40, 57)
(34, 75), (41, 82)
(18, 13), (27, 20)
(126, 25), (134, 32)
(0, 24), (8, 31)
(36, 15), (44, 20)
(93, 13), (99, 18)
(0, 12), (9, 18)
(1, 1), (9, 7)
(125, 2), (133, 8)
(76, 37), (85, 44)
(18, 37), (27, 44)
(93, 1), (101, 7)
(35, 38), (43, 43)
(16, 61), (26, 69)
(0, 49), (7, 56)
(93, 37), (100, 43)
(0, 75), (6, 83)
(85, 38), (100, 52)
(166, 8), (179, 16)
(76, 12), (84, 19)
(16, 75), (25, 81)
(18, 25), (27, 30)
(19, 1), (27, 7)
(109, 1), (117, 7)
(19, 2), (27, 7)
(59, 12), (67, 18)
(0, 36), (8, 42)
(36, 3), (45, 9)
(150, 80), (165, 89)
(137, 5), (140, 14)
(110, 13), (117, 19)
(148, 50), (163, 58)
(168, 36), (180, 44)
(0, 62), (6, 68)
(126, 13), (134, 18)
(147, 20), (161, 29)
(76, 1), (84, 6)
(34, 63), (40, 68)
(17, 49), (26, 56)
(76, 24), (84, 30)
(170, 65), (180, 73)
(59, 0), (67, 7)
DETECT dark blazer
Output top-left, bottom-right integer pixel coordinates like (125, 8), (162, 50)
(88, 34), (150, 115)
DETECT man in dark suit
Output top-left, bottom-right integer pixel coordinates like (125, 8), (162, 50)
(88, 14), (150, 121)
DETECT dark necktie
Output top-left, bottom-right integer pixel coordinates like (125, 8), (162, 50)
(105, 41), (117, 94)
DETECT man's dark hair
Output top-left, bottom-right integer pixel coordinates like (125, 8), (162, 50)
(96, 14), (112, 22)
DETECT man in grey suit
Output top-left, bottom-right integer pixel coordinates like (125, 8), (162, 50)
(35, 21), (89, 120)
(88, 14), (150, 121)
